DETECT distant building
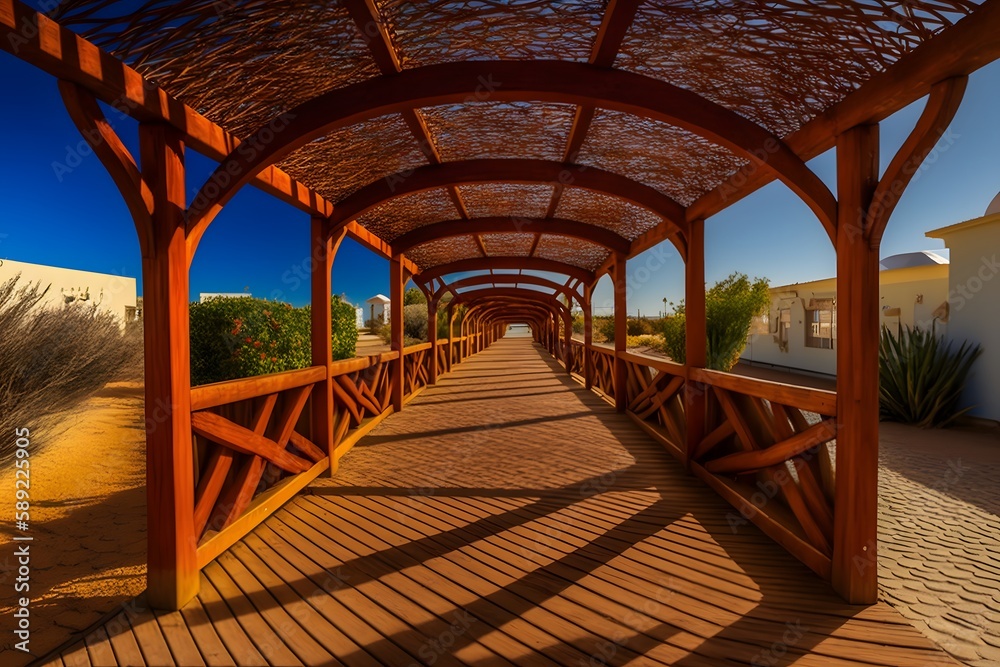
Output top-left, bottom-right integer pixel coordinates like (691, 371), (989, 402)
(742, 251), (950, 377)
(926, 193), (1000, 421)
(199, 292), (251, 302)
(0, 258), (138, 323)
(365, 294), (391, 324)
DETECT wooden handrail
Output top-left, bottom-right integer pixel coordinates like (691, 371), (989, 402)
(403, 342), (433, 354)
(689, 368), (837, 416)
(617, 351), (686, 376)
(190, 366), (326, 411)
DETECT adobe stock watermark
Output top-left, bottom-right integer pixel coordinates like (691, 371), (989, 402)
(5, 0), (66, 54)
(750, 619), (809, 667)
(578, 579), (676, 667)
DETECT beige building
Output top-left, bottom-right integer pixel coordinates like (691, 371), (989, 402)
(0, 258), (138, 323)
(742, 252), (950, 377)
(926, 193), (1000, 421)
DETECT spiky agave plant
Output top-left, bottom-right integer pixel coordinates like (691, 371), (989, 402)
(879, 325), (982, 428)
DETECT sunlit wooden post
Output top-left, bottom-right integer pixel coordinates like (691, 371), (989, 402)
(448, 303), (457, 370)
(390, 256), (405, 412)
(583, 284), (594, 390)
(311, 219), (345, 474)
(139, 123), (198, 610)
(833, 124), (880, 605)
(428, 297), (439, 384)
(613, 253), (628, 412)
(684, 220), (707, 467)
(562, 309), (573, 374)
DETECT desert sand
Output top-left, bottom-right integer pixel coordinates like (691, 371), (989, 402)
(0, 382), (147, 666)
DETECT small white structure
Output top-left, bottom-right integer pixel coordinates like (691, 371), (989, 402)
(199, 292), (251, 302)
(354, 306), (364, 328)
(742, 252), (950, 376)
(926, 197), (1000, 421)
(0, 258), (138, 323)
(366, 294), (391, 325)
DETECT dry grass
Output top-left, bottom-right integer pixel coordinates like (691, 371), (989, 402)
(0, 275), (143, 464)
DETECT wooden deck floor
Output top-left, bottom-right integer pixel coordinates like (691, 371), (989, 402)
(39, 337), (957, 666)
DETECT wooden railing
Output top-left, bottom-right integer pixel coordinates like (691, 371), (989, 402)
(552, 342), (839, 582)
(188, 335), (489, 570)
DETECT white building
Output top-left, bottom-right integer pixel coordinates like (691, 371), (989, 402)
(742, 252), (950, 377)
(0, 258), (138, 323)
(365, 294), (391, 325)
(926, 193), (1000, 421)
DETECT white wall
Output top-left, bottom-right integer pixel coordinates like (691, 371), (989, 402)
(0, 258), (137, 323)
(741, 266), (949, 378)
(931, 214), (1000, 420)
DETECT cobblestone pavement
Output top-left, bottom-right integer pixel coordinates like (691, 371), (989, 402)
(879, 422), (1000, 667)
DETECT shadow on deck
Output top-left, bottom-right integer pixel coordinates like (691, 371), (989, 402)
(39, 337), (955, 666)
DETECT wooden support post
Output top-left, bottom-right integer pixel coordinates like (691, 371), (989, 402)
(684, 219), (707, 467)
(311, 219), (342, 474)
(447, 303), (456, 371)
(613, 254), (628, 412)
(833, 124), (881, 605)
(563, 311), (573, 374)
(390, 256), (405, 412)
(428, 298), (439, 384)
(584, 285), (594, 390)
(139, 123), (198, 610)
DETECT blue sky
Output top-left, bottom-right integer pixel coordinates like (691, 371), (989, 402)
(1, 52), (998, 314)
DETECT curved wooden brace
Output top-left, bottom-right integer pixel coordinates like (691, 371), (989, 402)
(58, 80), (155, 257)
(865, 76), (967, 248)
(417, 257), (595, 286)
(393, 216), (632, 255)
(452, 288), (570, 315)
(433, 273), (584, 304)
(186, 60), (835, 251)
(328, 159), (685, 242)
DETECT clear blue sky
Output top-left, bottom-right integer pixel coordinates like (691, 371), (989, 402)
(1, 51), (998, 313)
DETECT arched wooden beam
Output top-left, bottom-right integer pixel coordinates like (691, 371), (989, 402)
(434, 273), (583, 304)
(452, 288), (570, 314)
(865, 77), (967, 248)
(394, 216), (632, 256)
(329, 160), (685, 242)
(58, 81), (155, 257)
(416, 257), (595, 286)
(186, 60), (835, 249)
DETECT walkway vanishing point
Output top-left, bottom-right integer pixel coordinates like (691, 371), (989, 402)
(39, 336), (956, 667)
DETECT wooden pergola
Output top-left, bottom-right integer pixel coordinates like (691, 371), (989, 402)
(4, 0), (999, 617)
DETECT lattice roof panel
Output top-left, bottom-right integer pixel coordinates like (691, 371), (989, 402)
(357, 188), (459, 242)
(534, 236), (609, 271)
(457, 184), (554, 219)
(376, 0), (606, 67)
(578, 110), (749, 206)
(280, 114), (429, 202)
(481, 233), (537, 257)
(555, 188), (663, 241)
(406, 235), (480, 268)
(417, 102), (576, 162)
(54, 1), (380, 137)
(616, 0), (978, 136)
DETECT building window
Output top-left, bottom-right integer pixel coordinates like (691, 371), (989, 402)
(775, 307), (791, 351)
(805, 298), (836, 349)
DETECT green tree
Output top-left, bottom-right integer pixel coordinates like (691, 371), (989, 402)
(404, 287), (426, 305)
(660, 272), (769, 371)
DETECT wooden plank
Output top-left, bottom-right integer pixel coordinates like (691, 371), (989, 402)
(197, 458), (329, 568)
(105, 612), (147, 666)
(705, 419), (838, 474)
(126, 610), (177, 666)
(191, 411), (312, 474)
(616, 351), (685, 376)
(82, 625), (115, 666)
(288, 430), (326, 463)
(690, 368), (837, 416)
(154, 608), (211, 667)
(174, 597), (238, 666)
(190, 366), (326, 411)
(194, 576), (269, 666)
(194, 448), (236, 538)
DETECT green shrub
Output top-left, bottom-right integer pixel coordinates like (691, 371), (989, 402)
(594, 315), (616, 343)
(626, 334), (664, 350)
(404, 287), (426, 305)
(572, 312), (585, 335)
(627, 318), (657, 336)
(879, 325), (982, 428)
(190, 296), (357, 386)
(404, 303), (428, 341)
(660, 272), (769, 371)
